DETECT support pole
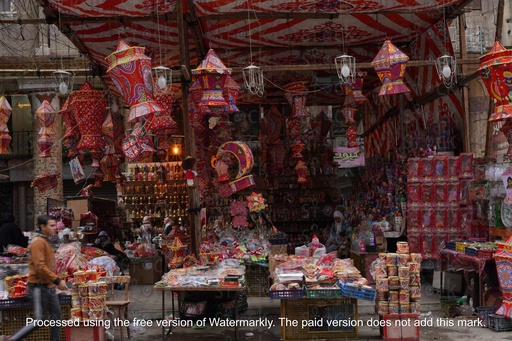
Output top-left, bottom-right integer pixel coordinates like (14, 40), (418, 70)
(484, 0), (505, 156)
(458, 13), (471, 153)
(177, 0), (201, 255)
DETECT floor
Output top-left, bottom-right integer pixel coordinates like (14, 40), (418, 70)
(104, 284), (512, 341)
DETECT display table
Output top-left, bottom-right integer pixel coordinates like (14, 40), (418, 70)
(350, 251), (379, 284)
(0, 295), (71, 341)
(154, 285), (245, 341)
(439, 249), (499, 307)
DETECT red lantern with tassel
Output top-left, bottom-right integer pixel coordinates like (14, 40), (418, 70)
(284, 81), (308, 118)
(59, 92), (80, 157)
(0, 96), (12, 126)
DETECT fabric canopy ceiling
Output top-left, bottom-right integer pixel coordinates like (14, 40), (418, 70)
(40, 0), (471, 104)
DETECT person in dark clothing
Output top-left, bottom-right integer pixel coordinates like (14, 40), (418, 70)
(0, 214), (28, 251)
(93, 231), (130, 271)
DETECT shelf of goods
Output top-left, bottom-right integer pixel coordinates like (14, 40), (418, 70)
(406, 154), (474, 260)
(121, 162), (189, 222)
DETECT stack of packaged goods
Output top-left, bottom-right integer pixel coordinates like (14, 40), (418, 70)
(70, 270), (107, 320)
(375, 242), (422, 316)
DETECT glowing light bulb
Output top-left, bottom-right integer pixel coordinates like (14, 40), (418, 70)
(173, 146), (179, 155)
(341, 64), (351, 78)
(442, 64), (451, 79)
(59, 82), (68, 95)
(157, 75), (167, 89)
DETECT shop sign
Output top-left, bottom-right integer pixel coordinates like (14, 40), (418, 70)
(333, 146), (365, 168)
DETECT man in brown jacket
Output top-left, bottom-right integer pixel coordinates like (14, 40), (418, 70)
(7, 215), (68, 341)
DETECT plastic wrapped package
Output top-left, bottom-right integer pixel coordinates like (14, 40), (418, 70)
(87, 256), (119, 276)
(419, 158), (434, 182)
(407, 158), (420, 182)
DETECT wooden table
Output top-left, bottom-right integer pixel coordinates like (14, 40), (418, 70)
(154, 285), (245, 341)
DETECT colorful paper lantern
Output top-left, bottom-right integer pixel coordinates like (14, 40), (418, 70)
(121, 125), (155, 162)
(151, 88), (179, 134)
(346, 126), (358, 148)
(223, 75), (241, 113)
(31, 173), (59, 193)
(0, 96), (12, 126)
(353, 72), (368, 104)
(0, 128), (11, 154)
(0, 97), (12, 154)
(59, 92), (80, 156)
(284, 81), (308, 118)
(341, 106), (357, 125)
(479, 41), (512, 121)
(190, 48), (230, 113)
(106, 40), (162, 123)
(295, 160), (308, 184)
(494, 249), (512, 318)
(35, 100), (57, 158)
(371, 40), (410, 96)
(70, 82), (107, 152)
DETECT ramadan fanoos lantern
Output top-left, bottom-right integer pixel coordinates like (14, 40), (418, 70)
(352, 72), (368, 104)
(494, 245), (512, 319)
(371, 40), (410, 96)
(59, 92), (80, 157)
(105, 40), (162, 123)
(35, 100), (57, 158)
(190, 48), (231, 115)
(0, 96), (12, 154)
(284, 81), (308, 119)
(70, 82), (107, 153)
(214, 141), (255, 197)
(100, 113), (121, 181)
(479, 41), (512, 121)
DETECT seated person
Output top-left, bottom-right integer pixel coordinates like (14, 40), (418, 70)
(94, 231), (130, 271)
(325, 211), (352, 254)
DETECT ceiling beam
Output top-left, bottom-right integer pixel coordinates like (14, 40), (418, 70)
(362, 69), (481, 138)
(185, 0), (207, 61)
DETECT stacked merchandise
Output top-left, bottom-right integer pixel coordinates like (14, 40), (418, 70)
(406, 153), (473, 259)
(70, 270), (107, 320)
(374, 242), (422, 316)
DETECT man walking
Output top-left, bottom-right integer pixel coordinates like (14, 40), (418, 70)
(7, 215), (68, 341)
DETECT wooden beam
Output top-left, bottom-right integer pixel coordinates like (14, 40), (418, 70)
(484, 0), (505, 156)
(362, 70), (480, 138)
(178, 0), (201, 257)
(185, 0), (207, 61)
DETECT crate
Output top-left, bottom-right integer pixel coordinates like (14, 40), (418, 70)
(0, 295), (71, 309)
(476, 306), (496, 327)
(304, 287), (340, 299)
(280, 297), (358, 341)
(488, 314), (512, 332)
(445, 242), (456, 251)
(0, 305), (70, 341)
(382, 314), (420, 341)
(269, 289), (304, 300)
(456, 242), (470, 253)
(338, 279), (376, 302)
(244, 263), (270, 297)
(464, 247), (478, 257)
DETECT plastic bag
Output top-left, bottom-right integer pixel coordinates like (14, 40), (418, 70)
(88, 256), (119, 276)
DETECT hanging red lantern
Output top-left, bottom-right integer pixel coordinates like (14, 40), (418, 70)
(0, 96), (12, 126)
(479, 41), (512, 121)
(35, 100), (57, 158)
(31, 173), (59, 193)
(353, 72), (368, 104)
(223, 75), (241, 113)
(0, 97), (12, 155)
(372, 40), (410, 96)
(152, 88), (179, 134)
(59, 93), (80, 157)
(284, 81), (308, 118)
(190, 48), (230, 114)
(70, 82), (107, 153)
(106, 41), (162, 123)
(93, 169), (104, 188)
(121, 124), (155, 162)
(0, 127), (11, 154)
(341, 106), (357, 125)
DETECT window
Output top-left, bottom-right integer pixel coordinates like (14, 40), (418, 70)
(467, 0), (482, 11)
(0, 0), (14, 16)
